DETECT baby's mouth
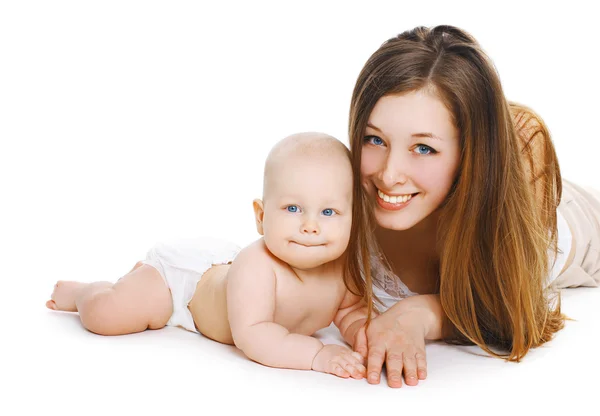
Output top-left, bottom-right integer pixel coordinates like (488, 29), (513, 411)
(291, 241), (326, 247)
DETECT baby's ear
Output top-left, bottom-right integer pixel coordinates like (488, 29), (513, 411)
(252, 199), (265, 235)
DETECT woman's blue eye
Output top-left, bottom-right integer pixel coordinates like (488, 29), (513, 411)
(286, 205), (298, 213)
(414, 144), (436, 155)
(322, 209), (335, 217)
(364, 135), (384, 146)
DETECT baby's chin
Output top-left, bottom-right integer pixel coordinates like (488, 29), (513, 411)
(285, 259), (334, 271)
(271, 244), (340, 271)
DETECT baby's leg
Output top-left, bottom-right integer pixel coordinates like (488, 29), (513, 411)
(46, 261), (146, 312)
(46, 262), (173, 336)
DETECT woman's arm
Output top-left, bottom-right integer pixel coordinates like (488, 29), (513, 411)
(354, 294), (448, 388)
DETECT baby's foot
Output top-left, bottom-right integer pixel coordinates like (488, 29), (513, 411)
(46, 281), (87, 312)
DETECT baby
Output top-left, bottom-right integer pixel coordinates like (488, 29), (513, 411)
(46, 132), (370, 379)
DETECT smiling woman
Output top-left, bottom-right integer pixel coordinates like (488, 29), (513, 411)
(6, 1), (600, 413)
(361, 91), (460, 230)
(344, 24), (600, 388)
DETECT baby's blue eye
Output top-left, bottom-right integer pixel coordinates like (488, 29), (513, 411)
(414, 144), (436, 155)
(364, 135), (384, 146)
(322, 209), (335, 216)
(286, 205), (299, 213)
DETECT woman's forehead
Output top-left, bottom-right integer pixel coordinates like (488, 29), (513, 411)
(368, 92), (457, 141)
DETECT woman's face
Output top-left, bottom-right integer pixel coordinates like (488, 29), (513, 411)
(360, 89), (461, 231)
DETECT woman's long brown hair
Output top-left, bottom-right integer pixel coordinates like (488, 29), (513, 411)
(348, 25), (566, 361)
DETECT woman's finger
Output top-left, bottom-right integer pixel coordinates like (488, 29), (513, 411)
(366, 344), (386, 384)
(401, 352), (419, 386)
(354, 326), (368, 358)
(416, 350), (427, 380)
(384, 347), (404, 388)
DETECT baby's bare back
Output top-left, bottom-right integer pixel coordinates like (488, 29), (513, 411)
(188, 239), (347, 345)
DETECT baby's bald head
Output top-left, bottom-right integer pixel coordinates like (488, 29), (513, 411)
(262, 132), (352, 200)
(253, 132), (354, 270)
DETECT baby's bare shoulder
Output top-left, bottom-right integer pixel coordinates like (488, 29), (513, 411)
(229, 238), (278, 275)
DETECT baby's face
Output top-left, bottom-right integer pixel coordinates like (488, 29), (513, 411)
(261, 156), (353, 271)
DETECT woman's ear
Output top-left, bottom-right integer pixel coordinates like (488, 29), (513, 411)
(253, 199), (265, 235)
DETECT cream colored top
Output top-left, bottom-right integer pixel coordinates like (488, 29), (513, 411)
(370, 210), (572, 312)
(370, 105), (570, 312)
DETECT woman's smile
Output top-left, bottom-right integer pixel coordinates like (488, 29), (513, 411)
(376, 189), (420, 211)
(360, 91), (460, 230)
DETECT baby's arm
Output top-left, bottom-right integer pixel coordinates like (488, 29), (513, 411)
(227, 247), (324, 370)
(333, 290), (375, 348)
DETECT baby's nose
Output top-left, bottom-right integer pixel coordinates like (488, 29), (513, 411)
(301, 220), (320, 234)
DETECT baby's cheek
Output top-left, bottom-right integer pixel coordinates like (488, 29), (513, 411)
(334, 225), (352, 255)
(263, 230), (284, 257)
(343, 221), (353, 245)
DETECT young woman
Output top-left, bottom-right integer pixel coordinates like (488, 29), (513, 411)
(344, 25), (600, 388)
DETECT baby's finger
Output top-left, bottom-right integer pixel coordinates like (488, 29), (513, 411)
(352, 362), (367, 377)
(351, 351), (365, 364)
(341, 356), (366, 379)
(350, 366), (366, 379)
(333, 355), (365, 380)
(345, 351), (366, 373)
(330, 363), (351, 378)
(341, 361), (365, 379)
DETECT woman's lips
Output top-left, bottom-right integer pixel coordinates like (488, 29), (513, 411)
(375, 192), (418, 211)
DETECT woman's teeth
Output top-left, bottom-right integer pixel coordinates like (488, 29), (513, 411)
(377, 189), (413, 204)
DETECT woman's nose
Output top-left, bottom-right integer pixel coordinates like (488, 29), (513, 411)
(381, 152), (408, 187)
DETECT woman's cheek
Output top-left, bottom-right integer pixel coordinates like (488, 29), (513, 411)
(360, 149), (375, 174)
(423, 161), (455, 200)
(360, 151), (379, 187)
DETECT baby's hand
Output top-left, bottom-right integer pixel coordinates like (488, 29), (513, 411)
(311, 345), (366, 379)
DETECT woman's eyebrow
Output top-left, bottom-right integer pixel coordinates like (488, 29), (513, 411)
(412, 132), (443, 141)
(367, 122), (443, 141)
(366, 122), (381, 132)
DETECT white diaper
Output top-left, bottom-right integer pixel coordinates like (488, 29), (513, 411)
(141, 236), (241, 333)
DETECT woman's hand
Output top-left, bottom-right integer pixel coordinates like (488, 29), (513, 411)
(354, 294), (444, 388)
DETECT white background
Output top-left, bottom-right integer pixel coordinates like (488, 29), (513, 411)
(1, 1), (599, 415)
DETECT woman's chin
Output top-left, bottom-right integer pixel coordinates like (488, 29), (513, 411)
(373, 210), (422, 231)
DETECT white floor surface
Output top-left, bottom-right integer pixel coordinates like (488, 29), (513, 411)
(6, 283), (599, 416)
